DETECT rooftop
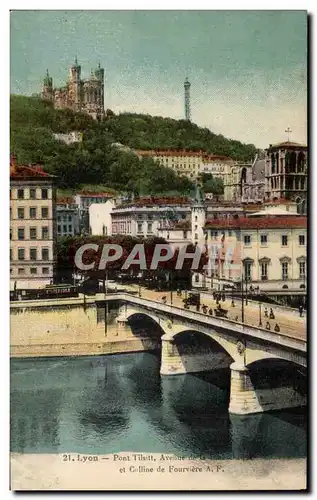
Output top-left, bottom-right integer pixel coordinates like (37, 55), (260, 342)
(268, 141), (307, 150)
(205, 216), (307, 230)
(10, 157), (54, 180)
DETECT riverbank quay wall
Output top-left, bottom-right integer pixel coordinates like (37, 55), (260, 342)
(10, 293), (306, 415)
(10, 295), (159, 358)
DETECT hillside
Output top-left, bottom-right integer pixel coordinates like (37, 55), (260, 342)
(10, 95), (258, 194)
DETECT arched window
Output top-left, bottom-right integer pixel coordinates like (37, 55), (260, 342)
(290, 151), (297, 173)
(275, 153), (279, 174)
(285, 152), (291, 173)
(297, 151), (305, 173)
(271, 153), (276, 174)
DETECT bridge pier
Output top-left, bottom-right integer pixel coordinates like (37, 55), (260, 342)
(229, 362), (262, 415)
(228, 361), (306, 415)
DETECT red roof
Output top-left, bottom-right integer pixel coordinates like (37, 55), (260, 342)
(205, 216), (307, 230)
(57, 196), (74, 204)
(135, 149), (204, 157)
(78, 192), (112, 197)
(264, 198), (295, 206)
(10, 161), (54, 179)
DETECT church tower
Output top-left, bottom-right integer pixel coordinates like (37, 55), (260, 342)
(69, 57), (82, 111)
(41, 69), (53, 101)
(191, 183), (207, 248)
(265, 140), (307, 214)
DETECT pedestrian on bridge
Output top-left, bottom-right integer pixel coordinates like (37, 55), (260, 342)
(299, 305), (304, 317)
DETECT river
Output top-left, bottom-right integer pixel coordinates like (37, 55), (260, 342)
(10, 352), (307, 459)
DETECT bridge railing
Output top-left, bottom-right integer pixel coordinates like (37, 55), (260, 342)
(104, 293), (306, 354)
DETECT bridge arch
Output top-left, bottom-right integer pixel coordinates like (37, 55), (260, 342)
(167, 328), (238, 363)
(125, 311), (167, 338)
(245, 358), (307, 396)
(246, 348), (306, 369)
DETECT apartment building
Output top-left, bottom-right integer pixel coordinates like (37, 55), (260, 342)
(10, 157), (56, 290)
(203, 210), (307, 292)
(200, 154), (234, 180)
(111, 197), (190, 238)
(56, 202), (80, 237)
(135, 150), (204, 180)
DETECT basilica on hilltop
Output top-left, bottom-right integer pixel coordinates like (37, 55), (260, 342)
(41, 58), (105, 120)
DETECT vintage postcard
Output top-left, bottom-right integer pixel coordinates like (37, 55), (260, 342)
(10, 10), (307, 491)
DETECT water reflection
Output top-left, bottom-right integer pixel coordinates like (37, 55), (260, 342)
(10, 353), (307, 458)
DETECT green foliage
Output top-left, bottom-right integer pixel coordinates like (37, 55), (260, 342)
(10, 95), (258, 195)
(200, 173), (224, 195)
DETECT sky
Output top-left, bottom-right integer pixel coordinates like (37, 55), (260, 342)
(10, 10), (307, 148)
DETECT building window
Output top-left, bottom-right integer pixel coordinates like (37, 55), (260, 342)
(30, 188), (36, 199)
(41, 207), (49, 218)
(30, 248), (37, 260)
(42, 248), (49, 260)
(41, 189), (48, 200)
(10, 248), (12, 260)
(299, 261), (306, 279)
(260, 262), (268, 281)
(282, 262), (288, 280)
(195, 273), (200, 283)
(29, 207), (37, 219)
(17, 228), (25, 240)
(42, 267), (49, 275)
(137, 223), (143, 233)
(244, 261), (252, 281)
(57, 225), (61, 233)
(42, 227), (49, 240)
(260, 234), (268, 246)
(148, 223), (153, 233)
(195, 233), (198, 240)
(30, 227), (37, 240)
(30, 267), (37, 275)
(68, 215), (72, 222)
(18, 248), (25, 260)
(57, 216), (61, 222)
(195, 216), (198, 222)
(68, 225), (72, 232)
(299, 235), (305, 246)
(63, 224), (67, 233)
(282, 235), (288, 246)
(18, 268), (25, 275)
(17, 189), (24, 200)
(17, 208), (24, 219)
(183, 231), (188, 239)
(244, 235), (251, 246)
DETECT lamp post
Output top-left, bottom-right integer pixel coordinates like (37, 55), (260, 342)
(255, 285), (262, 327)
(104, 265), (108, 337)
(241, 274), (245, 324)
(170, 271), (173, 305)
(245, 272), (249, 306)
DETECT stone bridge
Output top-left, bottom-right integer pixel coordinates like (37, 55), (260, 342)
(10, 292), (307, 416)
(108, 293), (307, 416)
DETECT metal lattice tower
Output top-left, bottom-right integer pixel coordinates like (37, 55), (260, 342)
(184, 77), (191, 121)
